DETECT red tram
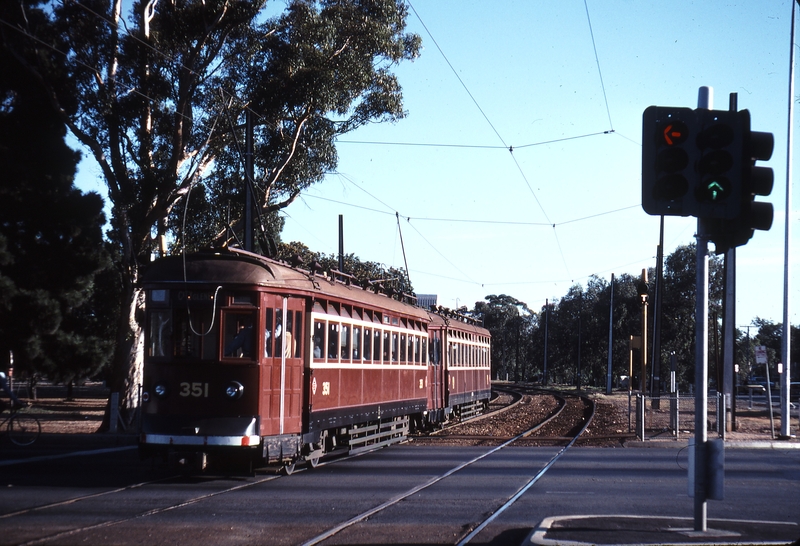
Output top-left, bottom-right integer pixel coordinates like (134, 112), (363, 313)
(138, 247), (491, 471)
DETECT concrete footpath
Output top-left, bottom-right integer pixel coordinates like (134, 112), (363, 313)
(526, 514), (800, 545)
(526, 438), (800, 546)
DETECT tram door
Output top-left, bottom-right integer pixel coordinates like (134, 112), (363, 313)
(261, 295), (305, 435)
(427, 328), (445, 413)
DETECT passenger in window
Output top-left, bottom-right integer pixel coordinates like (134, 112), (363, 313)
(264, 328), (272, 357)
(264, 309), (273, 357)
(273, 321), (295, 358)
(284, 328), (294, 358)
(225, 324), (253, 357)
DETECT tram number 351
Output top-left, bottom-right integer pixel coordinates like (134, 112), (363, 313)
(179, 382), (209, 398)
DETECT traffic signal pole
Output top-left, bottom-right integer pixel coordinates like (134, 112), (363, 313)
(641, 85), (775, 533)
(779, 0), (796, 440)
(693, 226), (710, 531)
(692, 85), (712, 533)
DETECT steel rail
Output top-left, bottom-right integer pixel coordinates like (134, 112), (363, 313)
(424, 386), (523, 437)
(300, 391), (593, 546)
(15, 474), (282, 546)
(457, 394), (596, 545)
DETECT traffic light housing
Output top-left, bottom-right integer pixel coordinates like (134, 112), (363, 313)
(707, 110), (774, 252)
(642, 106), (695, 216)
(693, 109), (743, 219)
(642, 106), (743, 219)
(642, 105), (774, 251)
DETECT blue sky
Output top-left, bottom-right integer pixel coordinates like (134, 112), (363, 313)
(77, 0), (799, 326)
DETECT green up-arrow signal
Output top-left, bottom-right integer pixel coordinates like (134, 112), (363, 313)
(706, 181), (725, 201)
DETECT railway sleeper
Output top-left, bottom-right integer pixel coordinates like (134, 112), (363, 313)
(348, 416), (409, 456)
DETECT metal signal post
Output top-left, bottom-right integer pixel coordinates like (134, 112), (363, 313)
(640, 85), (778, 533)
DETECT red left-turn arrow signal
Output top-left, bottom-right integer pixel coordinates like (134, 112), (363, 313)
(661, 121), (688, 146)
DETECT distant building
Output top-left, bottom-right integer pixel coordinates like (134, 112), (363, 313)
(416, 294), (438, 310)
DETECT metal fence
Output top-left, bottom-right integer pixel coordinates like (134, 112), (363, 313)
(628, 392), (725, 441)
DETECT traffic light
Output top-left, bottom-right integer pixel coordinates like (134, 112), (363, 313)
(641, 106), (696, 216)
(642, 106), (744, 219)
(692, 109), (743, 219)
(707, 110), (774, 252)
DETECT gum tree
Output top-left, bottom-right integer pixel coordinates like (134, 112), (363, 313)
(3, 0), (420, 422)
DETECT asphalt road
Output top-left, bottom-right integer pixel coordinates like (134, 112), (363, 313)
(0, 438), (798, 545)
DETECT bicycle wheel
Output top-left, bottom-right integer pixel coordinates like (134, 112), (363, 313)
(8, 413), (41, 446)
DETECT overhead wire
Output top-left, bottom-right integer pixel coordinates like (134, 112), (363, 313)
(583, 0), (614, 130)
(395, 0), (622, 291)
(14, 2), (639, 307)
(402, 1), (627, 282)
(302, 191), (639, 228)
(406, 2), (509, 150)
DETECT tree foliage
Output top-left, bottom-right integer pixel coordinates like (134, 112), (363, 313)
(276, 241), (413, 297)
(0, 18), (114, 384)
(2, 0), (420, 415)
(475, 244), (733, 392)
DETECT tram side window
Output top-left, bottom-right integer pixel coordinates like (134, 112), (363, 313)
(313, 320), (325, 359)
(328, 322), (339, 359)
(292, 310), (302, 358)
(399, 333), (406, 362)
(174, 308), (218, 360)
(374, 329), (382, 364)
(341, 324), (351, 360)
(223, 312), (255, 359)
(363, 327), (372, 361)
(391, 333), (399, 362)
(383, 331), (390, 362)
(148, 310), (172, 358)
(264, 308), (274, 357)
(352, 326), (361, 360)
(431, 332), (440, 366)
(284, 310), (296, 358)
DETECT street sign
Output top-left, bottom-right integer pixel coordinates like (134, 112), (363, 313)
(755, 345), (768, 365)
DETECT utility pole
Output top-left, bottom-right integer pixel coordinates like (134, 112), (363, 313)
(606, 274), (614, 395)
(652, 220), (664, 408)
(244, 109), (254, 252)
(637, 269), (649, 393)
(543, 300), (549, 386)
(338, 215), (344, 273)
(779, 0), (796, 440)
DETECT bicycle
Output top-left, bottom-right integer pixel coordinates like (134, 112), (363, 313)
(1, 403), (41, 446)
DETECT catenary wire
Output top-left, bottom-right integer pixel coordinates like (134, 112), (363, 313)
(583, 0), (614, 131)
(406, 1), (509, 150)
(17, 4), (645, 307)
(404, 0), (618, 281)
(300, 192), (639, 229)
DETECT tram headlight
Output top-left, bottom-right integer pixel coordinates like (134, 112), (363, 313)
(225, 381), (244, 400)
(153, 383), (168, 398)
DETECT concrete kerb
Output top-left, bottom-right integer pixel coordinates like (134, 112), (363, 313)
(525, 514), (800, 546)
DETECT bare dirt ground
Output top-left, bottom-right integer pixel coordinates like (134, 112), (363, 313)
(11, 382), (108, 435)
(592, 391), (798, 443)
(13, 383), (798, 444)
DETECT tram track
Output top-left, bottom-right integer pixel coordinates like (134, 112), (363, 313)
(0, 387), (595, 546)
(301, 388), (596, 545)
(419, 386), (524, 439)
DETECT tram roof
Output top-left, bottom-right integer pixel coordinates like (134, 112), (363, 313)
(143, 247), (431, 322)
